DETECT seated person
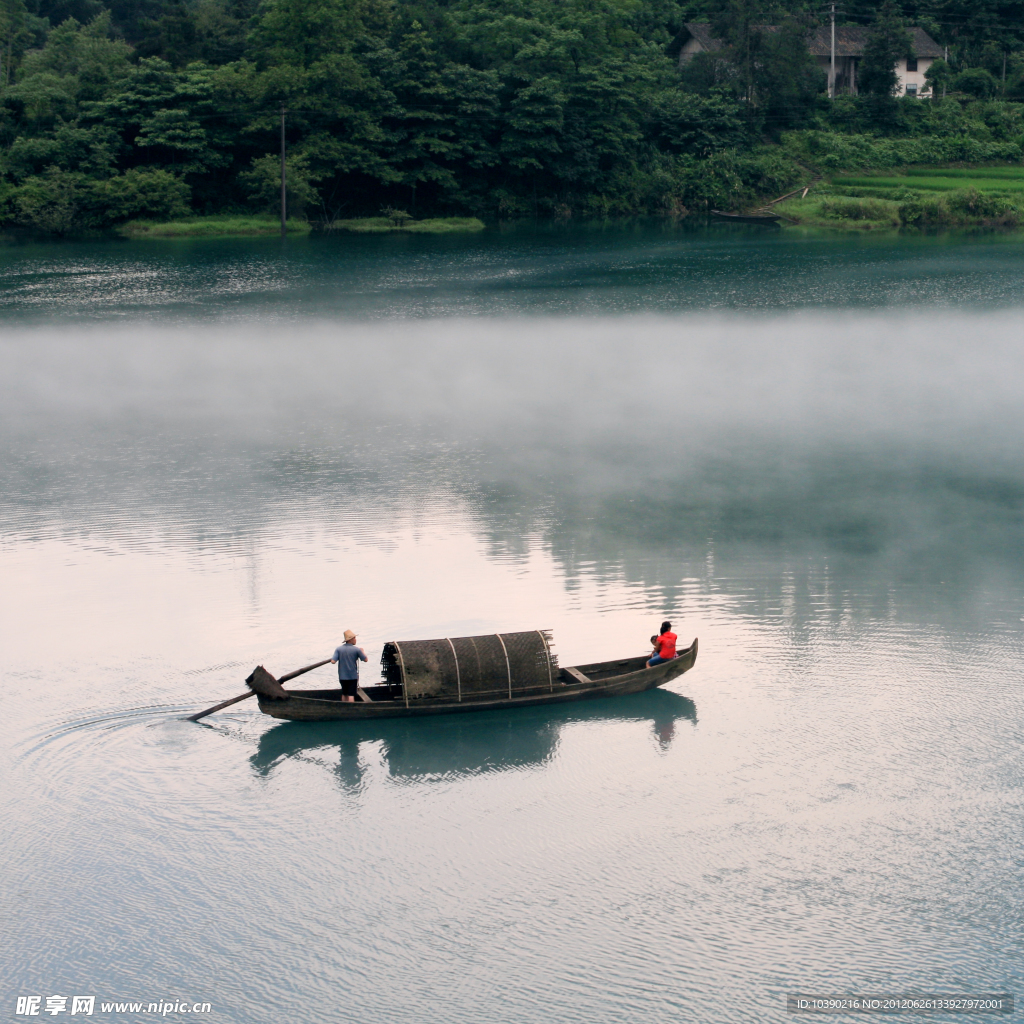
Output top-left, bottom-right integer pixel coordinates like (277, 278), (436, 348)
(647, 621), (677, 668)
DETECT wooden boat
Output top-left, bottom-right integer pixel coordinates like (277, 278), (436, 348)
(256, 636), (698, 722)
(710, 209), (780, 224)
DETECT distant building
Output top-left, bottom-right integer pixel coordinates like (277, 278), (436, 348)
(677, 23), (944, 97)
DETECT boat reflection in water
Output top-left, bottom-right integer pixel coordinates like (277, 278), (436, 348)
(250, 688), (697, 789)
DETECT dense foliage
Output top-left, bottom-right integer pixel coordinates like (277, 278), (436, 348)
(1, 0), (1023, 230)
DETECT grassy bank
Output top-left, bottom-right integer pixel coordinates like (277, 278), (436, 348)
(775, 196), (902, 230)
(119, 216), (312, 238)
(777, 189), (1024, 230)
(773, 165), (1024, 230)
(327, 217), (486, 234)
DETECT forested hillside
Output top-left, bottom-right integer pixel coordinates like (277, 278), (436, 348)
(2, 0), (1024, 231)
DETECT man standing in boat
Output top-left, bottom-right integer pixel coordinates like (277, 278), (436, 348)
(647, 621), (677, 668)
(331, 629), (368, 702)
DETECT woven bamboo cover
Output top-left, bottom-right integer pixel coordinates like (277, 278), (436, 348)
(381, 631), (556, 699)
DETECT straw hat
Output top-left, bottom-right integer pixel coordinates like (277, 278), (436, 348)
(343, 629), (356, 642)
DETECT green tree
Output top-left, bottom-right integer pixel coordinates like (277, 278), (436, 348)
(952, 66), (999, 97)
(647, 88), (747, 156)
(15, 13), (132, 101)
(243, 44), (404, 217)
(758, 17), (824, 129)
(928, 0), (1024, 70)
(378, 23), (465, 210)
(14, 163), (85, 231)
(240, 150), (318, 214)
(191, 0), (249, 64)
(706, 4), (822, 125)
(249, 0), (390, 68)
(1, 13), (131, 157)
(1006, 65), (1024, 99)
(858, 2), (913, 97)
(924, 56), (953, 98)
(0, 0), (28, 85)
(91, 166), (191, 218)
(709, 0), (769, 107)
(5, 119), (119, 177)
(32, 0), (103, 31)
(13, 161), (190, 231)
(88, 57), (231, 178)
(135, 1), (200, 65)
(678, 51), (740, 96)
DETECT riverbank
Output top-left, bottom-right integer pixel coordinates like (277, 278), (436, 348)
(772, 165), (1024, 230)
(117, 215), (485, 238)
(326, 217), (486, 234)
(118, 216), (312, 238)
(776, 191), (1024, 230)
(56, 175), (1024, 241)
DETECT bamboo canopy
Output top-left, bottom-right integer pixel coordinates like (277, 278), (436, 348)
(381, 631), (557, 702)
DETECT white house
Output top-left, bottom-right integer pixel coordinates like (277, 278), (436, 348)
(677, 23), (944, 96)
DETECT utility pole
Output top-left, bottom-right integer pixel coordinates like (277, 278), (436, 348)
(829, 1), (836, 99)
(280, 105), (287, 239)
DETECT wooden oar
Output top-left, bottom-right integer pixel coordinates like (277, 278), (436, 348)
(188, 658), (332, 722)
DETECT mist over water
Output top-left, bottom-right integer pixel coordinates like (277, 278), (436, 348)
(6, 308), (1024, 604)
(2, 227), (1023, 1024)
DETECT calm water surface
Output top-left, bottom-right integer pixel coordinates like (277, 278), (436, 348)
(2, 226), (1023, 1024)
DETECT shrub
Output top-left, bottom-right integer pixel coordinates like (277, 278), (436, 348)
(678, 52), (740, 96)
(952, 68), (999, 100)
(91, 169), (191, 223)
(15, 168), (88, 234)
(675, 147), (803, 211)
(241, 153), (319, 216)
(898, 188), (1023, 226)
(924, 58), (953, 97)
(647, 90), (748, 157)
(381, 206), (412, 226)
(1006, 70), (1024, 101)
(944, 186), (1019, 219)
(819, 196), (900, 223)
(780, 129), (1022, 170)
(12, 166), (192, 233)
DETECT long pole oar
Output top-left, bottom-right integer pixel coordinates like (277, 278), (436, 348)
(188, 658), (332, 722)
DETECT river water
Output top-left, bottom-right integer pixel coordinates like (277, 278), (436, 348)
(2, 226), (1023, 1024)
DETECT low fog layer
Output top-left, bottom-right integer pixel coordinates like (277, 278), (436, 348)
(3, 310), (1023, 602)
(3, 308), (1022, 467)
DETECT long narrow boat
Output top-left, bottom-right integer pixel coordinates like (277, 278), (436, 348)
(710, 209), (780, 224)
(256, 634), (698, 722)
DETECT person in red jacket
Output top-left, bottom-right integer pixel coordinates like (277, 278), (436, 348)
(647, 621), (677, 668)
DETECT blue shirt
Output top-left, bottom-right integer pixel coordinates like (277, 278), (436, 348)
(333, 644), (367, 680)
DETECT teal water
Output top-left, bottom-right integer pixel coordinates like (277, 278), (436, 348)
(4, 226), (1024, 319)
(2, 226), (1023, 1024)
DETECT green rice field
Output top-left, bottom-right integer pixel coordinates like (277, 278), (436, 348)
(833, 166), (1024, 192)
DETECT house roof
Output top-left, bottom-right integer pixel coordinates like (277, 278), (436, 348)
(681, 22), (723, 52)
(680, 22), (943, 60)
(807, 25), (943, 58)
